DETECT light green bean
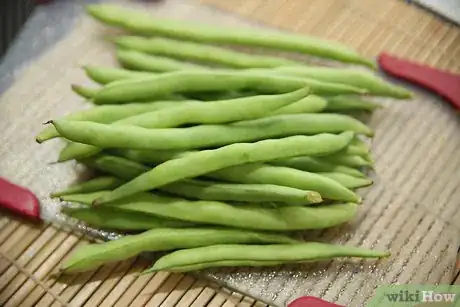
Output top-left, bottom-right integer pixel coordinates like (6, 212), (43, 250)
(86, 4), (375, 68)
(147, 243), (389, 272)
(317, 172), (372, 189)
(114, 36), (302, 68)
(37, 101), (185, 143)
(160, 179), (322, 205)
(325, 96), (383, 112)
(61, 227), (298, 273)
(56, 89), (310, 161)
(71, 84), (99, 99)
(274, 66), (411, 98)
(61, 205), (192, 230)
(84, 65), (153, 84)
(270, 156), (366, 178)
(91, 132), (354, 204)
(270, 95), (327, 115)
(87, 192), (358, 231)
(322, 154), (373, 168)
(78, 156), (323, 205)
(51, 177), (123, 198)
(117, 49), (203, 72)
(93, 71), (366, 104)
(51, 114), (371, 152)
(112, 148), (185, 165)
(80, 155), (150, 180)
(207, 163), (360, 202)
(60, 191), (110, 205)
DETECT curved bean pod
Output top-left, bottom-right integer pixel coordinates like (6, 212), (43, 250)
(84, 65), (152, 84)
(78, 156), (323, 205)
(57, 89), (309, 161)
(81, 155), (150, 180)
(114, 36), (301, 68)
(114, 88), (310, 127)
(147, 243), (390, 272)
(322, 154), (373, 168)
(270, 95), (327, 115)
(160, 179), (322, 205)
(325, 96), (382, 112)
(60, 227), (299, 273)
(340, 144), (369, 157)
(80, 191), (359, 230)
(117, 49), (202, 72)
(270, 156), (366, 178)
(86, 4), (374, 68)
(93, 71), (366, 104)
(37, 101), (184, 143)
(60, 191), (109, 205)
(274, 66), (412, 98)
(62, 205), (192, 231)
(112, 148), (185, 165)
(71, 84), (99, 99)
(51, 114), (371, 152)
(317, 172), (373, 189)
(208, 163), (360, 202)
(51, 177), (123, 198)
(91, 132), (354, 204)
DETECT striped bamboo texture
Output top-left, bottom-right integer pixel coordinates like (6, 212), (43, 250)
(1, 0), (459, 306)
(0, 217), (269, 307)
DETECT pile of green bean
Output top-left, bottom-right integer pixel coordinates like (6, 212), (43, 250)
(36, 4), (413, 274)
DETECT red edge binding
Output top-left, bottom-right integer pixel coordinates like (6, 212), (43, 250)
(0, 177), (41, 221)
(378, 52), (460, 111)
(288, 296), (344, 307)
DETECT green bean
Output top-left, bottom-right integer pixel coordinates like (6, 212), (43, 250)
(82, 153), (358, 204)
(147, 243), (390, 272)
(93, 71), (366, 104)
(80, 155), (150, 180)
(269, 156), (366, 178)
(117, 49), (203, 72)
(113, 148), (185, 165)
(317, 172), (372, 189)
(91, 132), (354, 205)
(339, 144), (369, 157)
(61, 206), (191, 230)
(37, 101), (185, 143)
(51, 114), (371, 153)
(150, 260), (287, 272)
(325, 96), (383, 112)
(86, 4), (375, 68)
(61, 227), (298, 273)
(89, 192), (358, 230)
(350, 136), (370, 152)
(274, 66), (411, 98)
(207, 163), (360, 202)
(56, 89), (310, 161)
(84, 65), (153, 84)
(322, 154), (373, 168)
(50, 177), (123, 198)
(114, 36), (302, 68)
(60, 191), (109, 205)
(270, 95), (327, 115)
(75, 158), (323, 205)
(160, 179), (322, 205)
(59, 142), (99, 162)
(115, 89), (310, 127)
(71, 84), (99, 99)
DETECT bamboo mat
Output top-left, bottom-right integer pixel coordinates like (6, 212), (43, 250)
(0, 218), (266, 307)
(1, 0), (460, 306)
